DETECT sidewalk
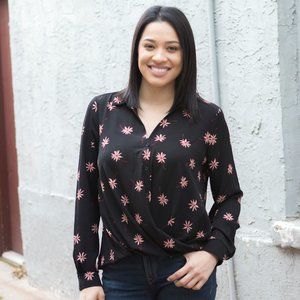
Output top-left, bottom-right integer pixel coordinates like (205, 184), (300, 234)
(0, 259), (61, 300)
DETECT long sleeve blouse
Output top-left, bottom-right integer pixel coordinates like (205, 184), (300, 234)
(73, 91), (243, 291)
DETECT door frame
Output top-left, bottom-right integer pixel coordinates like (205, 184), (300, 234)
(0, 0), (22, 255)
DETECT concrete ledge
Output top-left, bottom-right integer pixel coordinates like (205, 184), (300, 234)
(2, 251), (25, 267)
(0, 259), (62, 300)
(271, 220), (300, 249)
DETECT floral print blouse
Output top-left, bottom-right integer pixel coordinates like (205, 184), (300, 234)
(73, 91), (243, 291)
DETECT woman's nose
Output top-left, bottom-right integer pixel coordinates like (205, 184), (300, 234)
(152, 51), (168, 62)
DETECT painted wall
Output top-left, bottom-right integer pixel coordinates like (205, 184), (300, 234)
(7, 0), (300, 299)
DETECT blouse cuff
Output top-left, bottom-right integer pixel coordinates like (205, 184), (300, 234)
(78, 272), (102, 291)
(201, 238), (228, 266)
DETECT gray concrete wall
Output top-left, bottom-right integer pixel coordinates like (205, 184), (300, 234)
(7, 0), (300, 299)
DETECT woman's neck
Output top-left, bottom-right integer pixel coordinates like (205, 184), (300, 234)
(139, 80), (175, 109)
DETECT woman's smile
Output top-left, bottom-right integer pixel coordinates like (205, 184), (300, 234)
(147, 65), (171, 77)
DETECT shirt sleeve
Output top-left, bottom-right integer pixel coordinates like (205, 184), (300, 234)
(201, 107), (243, 266)
(72, 97), (102, 291)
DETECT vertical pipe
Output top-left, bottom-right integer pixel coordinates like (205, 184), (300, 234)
(207, 0), (220, 106)
(207, 1), (238, 299)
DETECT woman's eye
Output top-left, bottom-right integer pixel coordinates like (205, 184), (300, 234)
(144, 44), (179, 52)
(168, 46), (178, 51)
(145, 44), (154, 49)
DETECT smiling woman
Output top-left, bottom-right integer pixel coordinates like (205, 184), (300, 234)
(73, 5), (243, 300)
(138, 22), (183, 85)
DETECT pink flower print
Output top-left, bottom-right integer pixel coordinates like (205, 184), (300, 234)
(154, 134), (166, 142)
(77, 252), (87, 263)
(109, 178), (117, 189)
(182, 110), (191, 118)
(223, 254), (229, 260)
(111, 150), (123, 161)
(179, 176), (188, 188)
(183, 220), (193, 233)
(223, 212), (234, 221)
(201, 156), (207, 165)
(134, 234), (144, 245)
(90, 141), (95, 148)
(85, 162), (95, 172)
(101, 137), (110, 148)
(203, 132), (217, 145)
(142, 149), (151, 160)
(209, 159), (219, 170)
(156, 152), (166, 163)
(197, 171), (201, 181)
(135, 213), (143, 224)
(77, 188), (84, 200)
(91, 224), (98, 234)
(76, 170), (80, 181)
(147, 191), (151, 202)
(109, 249), (115, 261)
(113, 96), (122, 104)
(92, 101), (98, 112)
(188, 159), (195, 169)
(188, 199), (199, 212)
(227, 164), (233, 174)
(217, 195), (226, 204)
(81, 126), (85, 135)
(134, 180), (144, 192)
(121, 213), (129, 224)
(84, 271), (95, 281)
(107, 101), (116, 111)
(158, 193), (168, 206)
(203, 132), (211, 144)
(163, 238), (175, 249)
(209, 134), (217, 145)
(73, 233), (81, 245)
(120, 194), (129, 206)
(167, 217), (175, 226)
(99, 124), (104, 136)
(100, 256), (105, 266)
(100, 181), (105, 192)
(196, 230), (205, 238)
(179, 139), (191, 148)
(121, 126), (133, 135)
(160, 119), (170, 128)
(209, 235), (216, 239)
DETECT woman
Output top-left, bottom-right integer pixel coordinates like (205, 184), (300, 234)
(73, 5), (243, 300)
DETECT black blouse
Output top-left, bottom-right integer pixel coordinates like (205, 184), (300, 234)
(73, 91), (243, 291)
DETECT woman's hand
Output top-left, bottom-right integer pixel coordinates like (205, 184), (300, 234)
(167, 250), (218, 290)
(79, 286), (105, 300)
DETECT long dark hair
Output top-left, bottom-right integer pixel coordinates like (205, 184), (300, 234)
(116, 5), (205, 121)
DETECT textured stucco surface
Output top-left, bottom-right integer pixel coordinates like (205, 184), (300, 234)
(7, 0), (300, 299)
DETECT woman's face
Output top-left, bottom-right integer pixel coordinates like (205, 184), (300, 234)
(138, 21), (183, 89)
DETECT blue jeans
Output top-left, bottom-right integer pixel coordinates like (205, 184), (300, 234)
(102, 252), (217, 299)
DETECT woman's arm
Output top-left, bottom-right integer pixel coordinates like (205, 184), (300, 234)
(73, 97), (102, 290)
(202, 107), (243, 266)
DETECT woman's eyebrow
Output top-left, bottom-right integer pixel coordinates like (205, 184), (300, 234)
(143, 38), (180, 44)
